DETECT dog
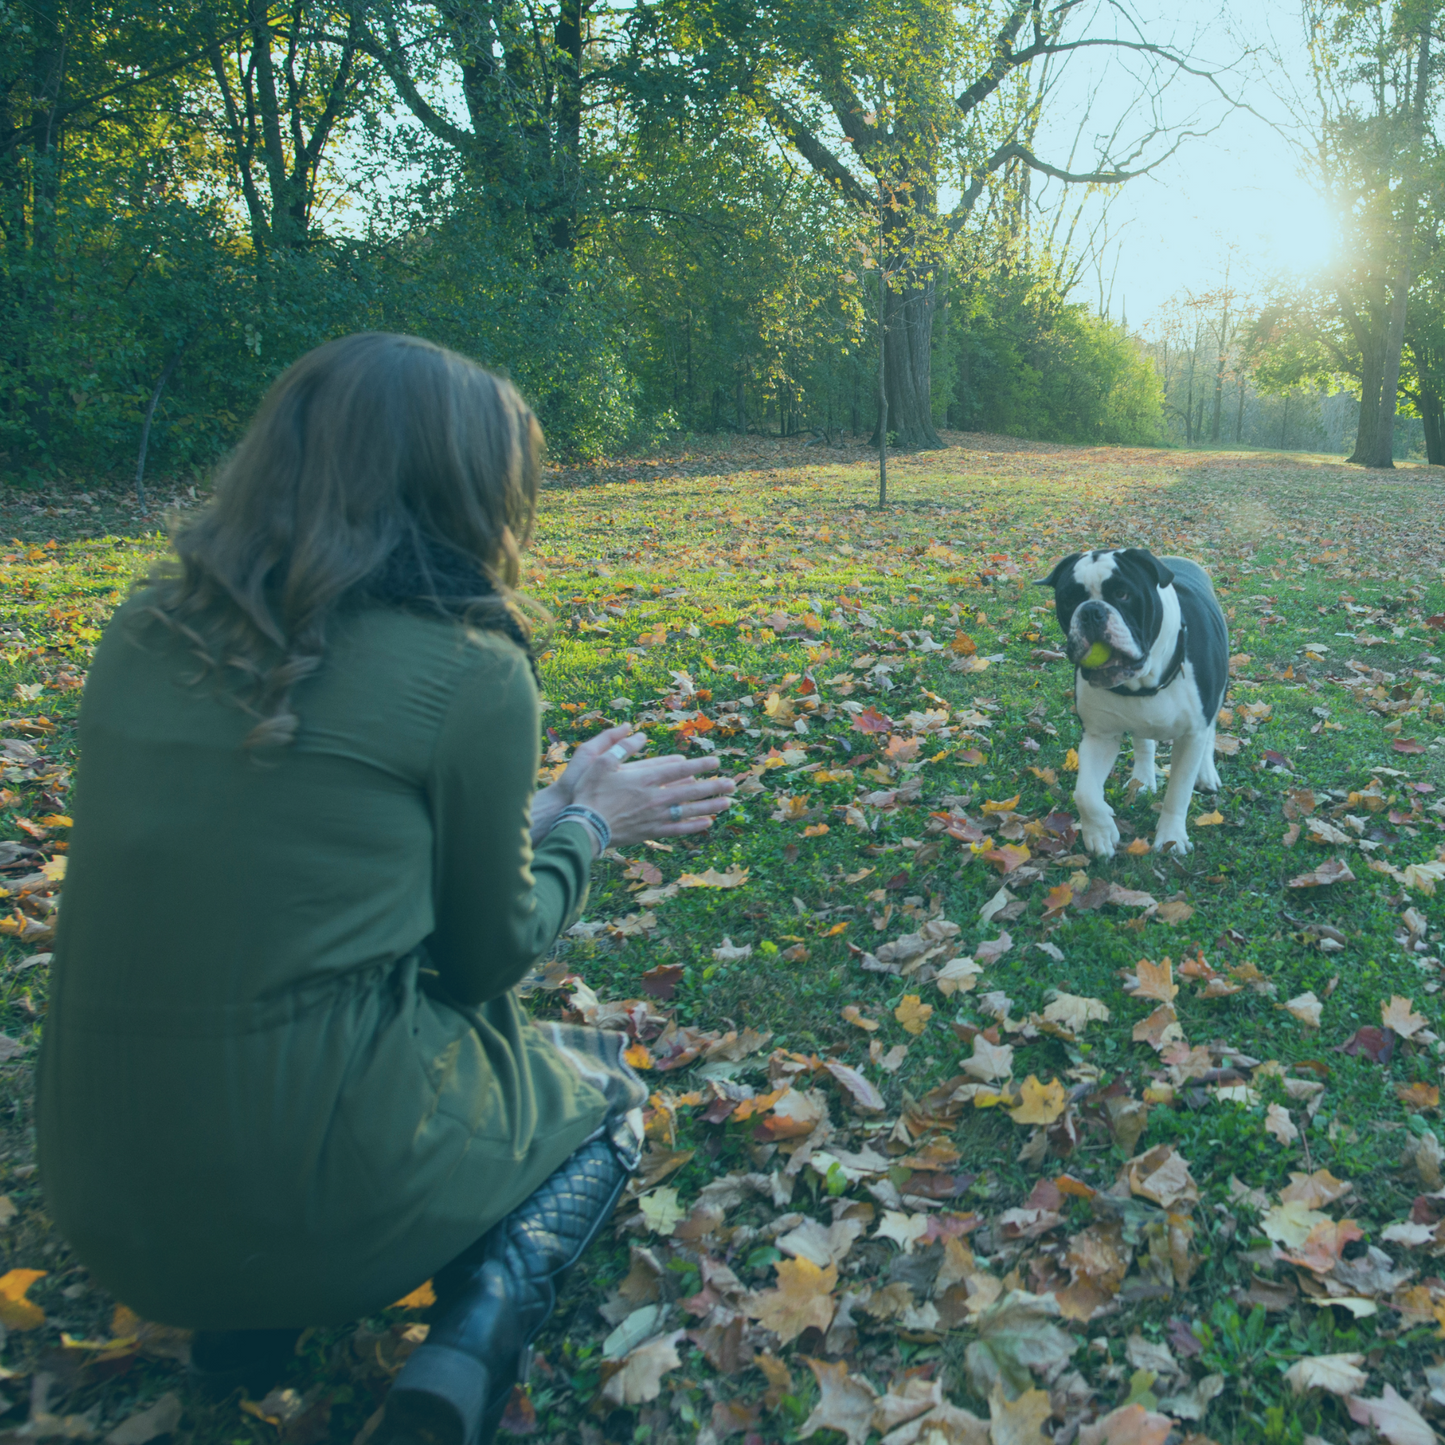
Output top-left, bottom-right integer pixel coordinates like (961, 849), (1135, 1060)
(1039, 547), (1229, 857)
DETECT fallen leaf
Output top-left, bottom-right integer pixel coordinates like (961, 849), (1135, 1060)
(392, 1280), (436, 1310)
(798, 1358), (877, 1445)
(963, 1035), (1015, 1083)
(823, 1060), (886, 1114)
(1398, 1082), (1440, 1111)
(1346, 1384), (1436, 1445)
(895, 995), (933, 1035)
(1288, 858), (1356, 889)
(747, 1257), (837, 1344)
(841, 1005), (879, 1031)
(1127, 1145), (1198, 1210)
(988, 1384), (1054, 1445)
(1009, 1076), (1067, 1126)
(1261, 1201), (1329, 1249)
(1131, 958), (1178, 1003)
(1381, 995), (1429, 1039)
(1265, 1104), (1298, 1145)
(964, 1291), (1075, 1402)
(640, 1188), (685, 1236)
(1281, 992), (1322, 1027)
(105, 1392), (183, 1445)
(1284, 1353), (1368, 1397)
(874, 1211), (931, 1254)
(0, 1268), (46, 1330)
(1132, 1004), (1184, 1052)
(1077, 1403), (1173, 1445)
(678, 865), (750, 889)
(600, 1329), (686, 1406)
(1154, 900), (1194, 925)
(1041, 994), (1110, 1035)
(1280, 1170), (1351, 1208)
(1193, 810), (1225, 827)
(712, 937), (753, 963)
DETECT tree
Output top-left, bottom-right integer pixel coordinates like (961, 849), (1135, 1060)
(656, 0), (1229, 449)
(1300, 0), (1442, 469)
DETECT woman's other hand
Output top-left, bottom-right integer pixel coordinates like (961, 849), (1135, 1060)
(571, 729), (735, 846)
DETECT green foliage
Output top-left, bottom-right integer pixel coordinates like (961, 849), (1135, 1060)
(945, 268), (1165, 444)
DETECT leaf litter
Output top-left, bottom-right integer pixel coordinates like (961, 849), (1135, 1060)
(1, 441), (1445, 1441)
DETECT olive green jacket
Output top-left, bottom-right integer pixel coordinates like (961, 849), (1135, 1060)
(36, 602), (607, 1328)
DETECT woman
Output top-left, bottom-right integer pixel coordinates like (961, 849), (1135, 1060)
(36, 333), (734, 1445)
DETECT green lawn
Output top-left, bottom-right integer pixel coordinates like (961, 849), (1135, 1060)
(0, 433), (1442, 1445)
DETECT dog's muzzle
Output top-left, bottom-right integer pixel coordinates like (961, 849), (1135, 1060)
(1068, 601), (1143, 683)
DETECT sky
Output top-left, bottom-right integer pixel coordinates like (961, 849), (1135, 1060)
(1021, 0), (1336, 328)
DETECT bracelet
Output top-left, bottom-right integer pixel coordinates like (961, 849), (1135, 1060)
(555, 804), (610, 856)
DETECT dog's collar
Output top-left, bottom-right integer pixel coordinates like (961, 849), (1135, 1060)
(1108, 624), (1187, 698)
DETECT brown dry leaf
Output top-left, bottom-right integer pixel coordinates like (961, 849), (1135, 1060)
(391, 1280), (436, 1310)
(895, 995), (934, 1035)
(106, 1391), (183, 1445)
(1008, 1076), (1067, 1126)
(1381, 995), (1429, 1039)
(798, 1358), (877, 1445)
(963, 1036), (1015, 1083)
(677, 864), (750, 889)
(1346, 1385), (1436, 1445)
(1280, 992), (1322, 1028)
(1287, 858), (1356, 889)
(1131, 958), (1178, 1003)
(823, 1060), (886, 1115)
(1041, 994), (1110, 1035)
(599, 1329), (686, 1406)
(1280, 1170), (1352, 1209)
(1282, 1218), (1363, 1275)
(1283, 1353), (1368, 1397)
(747, 1257), (838, 1344)
(842, 1005), (879, 1031)
(1154, 900), (1194, 925)
(755, 1352), (794, 1408)
(987, 1383), (1053, 1445)
(1124, 838), (1150, 856)
(1132, 1004), (1184, 1052)
(1128, 1145), (1199, 1210)
(1265, 1104), (1298, 1146)
(1193, 810), (1225, 827)
(1397, 1082), (1440, 1111)
(0, 1268), (46, 1330)
(1078, 1404), (1173, 1445)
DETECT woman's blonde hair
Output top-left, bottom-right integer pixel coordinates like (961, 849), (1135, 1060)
(145, 332), (544, 747)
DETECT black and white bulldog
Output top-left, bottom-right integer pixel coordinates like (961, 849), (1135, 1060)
(1039, 548), (1229, 857)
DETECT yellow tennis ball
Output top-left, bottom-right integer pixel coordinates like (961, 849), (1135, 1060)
(1082, 641), (1113, 668)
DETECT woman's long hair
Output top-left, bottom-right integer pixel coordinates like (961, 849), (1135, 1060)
(144, 332), (544, 748)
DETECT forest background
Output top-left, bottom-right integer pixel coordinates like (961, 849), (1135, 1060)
(5, 0), (1445, 481)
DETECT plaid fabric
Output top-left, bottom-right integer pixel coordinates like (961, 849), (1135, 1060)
(533, 1020), (647, 1166)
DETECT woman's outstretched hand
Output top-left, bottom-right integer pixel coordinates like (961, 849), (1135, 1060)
(562, 724), (735, 847)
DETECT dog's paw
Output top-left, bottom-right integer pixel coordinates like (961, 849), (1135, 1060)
(1080, 816), (1120, 857)
(1153, 823), (1193, 855)
(1128, 767), (1157, 796)
(1196, 763), (1222, 793)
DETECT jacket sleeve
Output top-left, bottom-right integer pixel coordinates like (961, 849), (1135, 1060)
(425, 634), (593, 1006)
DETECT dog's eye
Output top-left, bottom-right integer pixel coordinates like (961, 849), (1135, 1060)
(1114, 589), (1129, 602)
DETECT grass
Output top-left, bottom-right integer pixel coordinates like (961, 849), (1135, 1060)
(0, 432), (1441, 1445)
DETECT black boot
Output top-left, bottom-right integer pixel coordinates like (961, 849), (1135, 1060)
(188, 1328), (303, 1400)
(376, 1130), (635, 1445)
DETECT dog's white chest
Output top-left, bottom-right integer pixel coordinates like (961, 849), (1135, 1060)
(1076, 661), (1206, 739)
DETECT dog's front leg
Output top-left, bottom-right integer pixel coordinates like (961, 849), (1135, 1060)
(1129, 737), (1157, 793)
(1154, 731), (1208, 854)
(1075, 730), (1123, 857)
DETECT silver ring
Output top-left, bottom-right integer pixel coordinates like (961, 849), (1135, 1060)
(605, 743), (629, 762)
(669, 803), (683, 822)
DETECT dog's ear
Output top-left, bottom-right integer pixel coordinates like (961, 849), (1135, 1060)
(1036, 552), (1082, 589)
(1122, 548), (1175, 589)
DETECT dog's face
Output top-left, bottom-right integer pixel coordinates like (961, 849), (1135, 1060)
(1038, 548), (1176, 687)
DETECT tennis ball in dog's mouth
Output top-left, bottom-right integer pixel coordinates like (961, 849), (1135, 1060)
(1082, 641), (1113, 668)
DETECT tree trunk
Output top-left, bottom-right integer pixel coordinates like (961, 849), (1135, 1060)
(1347, 326), (1384, 465)
(1234, 379), (1245, 443)
(1411, 341), (1445, 464)
(1367, 241), (1414, 468)
(876, 275), (943, 449)
(1279, 393), (1289, 449)
(1184, 355), (1195, 444)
